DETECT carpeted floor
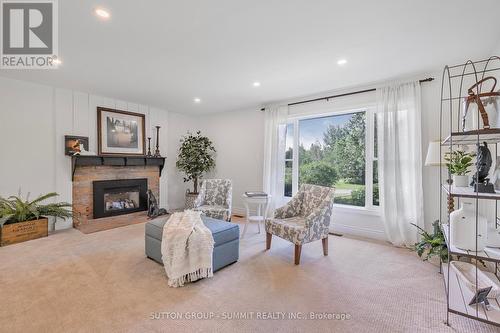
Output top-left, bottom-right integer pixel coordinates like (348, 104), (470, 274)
(0, 220), (497, 333)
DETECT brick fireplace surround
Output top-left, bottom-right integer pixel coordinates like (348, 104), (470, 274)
(72, 165), (160, 230)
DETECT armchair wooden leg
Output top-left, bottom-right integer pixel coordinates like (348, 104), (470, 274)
(295, 244), (302, 265)
(266, 232), (272, 250)
(322, 237), (328, 256)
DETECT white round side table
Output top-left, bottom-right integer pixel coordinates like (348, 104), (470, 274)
(241, 194), (271, 239)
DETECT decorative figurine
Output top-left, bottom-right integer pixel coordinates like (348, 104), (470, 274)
(154, 126), (161, 157)
(146, 137), (152, 157)
(147, 190), (168, 218)
(471, 142), (495, 193)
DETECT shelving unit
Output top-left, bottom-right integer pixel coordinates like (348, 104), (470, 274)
(442, 225), (500, 264)
(439, 56), (500, 328)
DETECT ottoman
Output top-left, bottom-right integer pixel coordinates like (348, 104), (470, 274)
(145, 215), (239, 272)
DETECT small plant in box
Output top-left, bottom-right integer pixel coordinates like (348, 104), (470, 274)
(0, 192), (72, 246)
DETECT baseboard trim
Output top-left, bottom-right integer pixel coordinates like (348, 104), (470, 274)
(330, 223), (387, 241)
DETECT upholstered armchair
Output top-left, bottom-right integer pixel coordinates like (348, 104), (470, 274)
(265, 184), (335, 265)
(193, 179), (232, 221)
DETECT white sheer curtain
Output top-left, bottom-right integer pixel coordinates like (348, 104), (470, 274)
(262, 105), (288, 211)
(377, 81), (424, 246)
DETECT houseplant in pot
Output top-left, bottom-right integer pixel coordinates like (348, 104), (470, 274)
(0, 192), (72, 246)
(411, 220), (448, 264)
(444, 150), (474, 187)
(176, 131), (216, 209)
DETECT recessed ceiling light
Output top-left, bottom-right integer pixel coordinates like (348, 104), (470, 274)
(253, 81), (261, 87)
(337, 59), (347, 66)
(194, 98), (201, 103)
(94, 8), (110, 19)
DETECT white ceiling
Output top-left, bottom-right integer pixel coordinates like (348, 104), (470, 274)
(1, 0), (500, 114)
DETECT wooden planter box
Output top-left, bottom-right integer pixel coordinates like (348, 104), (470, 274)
(0, 218), (48, 246)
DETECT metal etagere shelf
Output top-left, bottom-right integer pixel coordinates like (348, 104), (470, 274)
(440, 56), (500, 328)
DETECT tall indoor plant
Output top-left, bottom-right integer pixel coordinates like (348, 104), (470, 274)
(176, 131), (216, 208)
(0, 192), (72, 246)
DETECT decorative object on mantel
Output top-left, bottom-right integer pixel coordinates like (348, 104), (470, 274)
(0, 192), (72, 246)
(65, 135), (89, 156)
(450, 199), (487, 252)
(97, 107), (146, 156)
(176, 131), (216, 208)
(444, 150), (474, 187)
(471, 142), (494, 193)
(147, 189), (168, 218)
(462, 76), (500, 131)
(154, 126), (161, 157)
(146, 137), (152, 157)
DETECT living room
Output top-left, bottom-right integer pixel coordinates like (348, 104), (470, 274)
(1, 1), (500, 332)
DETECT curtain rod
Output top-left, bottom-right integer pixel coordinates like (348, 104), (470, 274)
(260, 77), (434, 111)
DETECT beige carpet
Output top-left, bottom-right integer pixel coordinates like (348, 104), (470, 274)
(0, 220), (497, 333)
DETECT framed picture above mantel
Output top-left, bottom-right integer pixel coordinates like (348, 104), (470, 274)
(97, 107), (146, 156)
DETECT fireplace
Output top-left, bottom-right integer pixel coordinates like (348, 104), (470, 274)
(93, 179), (148, 219)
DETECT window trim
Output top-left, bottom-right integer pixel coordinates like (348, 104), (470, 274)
(284, 105), (380, 213)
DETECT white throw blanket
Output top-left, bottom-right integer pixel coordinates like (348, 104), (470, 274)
(161, 210), (214, 287)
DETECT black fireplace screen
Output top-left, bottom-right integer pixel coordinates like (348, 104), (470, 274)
(93, 179), (148, 219)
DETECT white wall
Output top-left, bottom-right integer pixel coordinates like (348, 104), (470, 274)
(0, 76), (175, 230)
(199, 109), (265, 215)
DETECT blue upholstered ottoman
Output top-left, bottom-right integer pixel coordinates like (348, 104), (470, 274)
(145, 215), (239, 272)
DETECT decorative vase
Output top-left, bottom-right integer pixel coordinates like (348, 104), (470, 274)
(452, 174), (469, 187)
(185, 191), (198, 209)
(450, 199), (487, 252)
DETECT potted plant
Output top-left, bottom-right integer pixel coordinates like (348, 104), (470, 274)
(0, 192), (72, 246)
(444, 150), (474, 187)
(411, 220), (448, 263)
(176, 131), (216, 208)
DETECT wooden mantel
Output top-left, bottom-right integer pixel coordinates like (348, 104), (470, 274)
(71, 155), (166, 181)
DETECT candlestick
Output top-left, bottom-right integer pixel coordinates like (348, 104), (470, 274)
(154, 126), (161, 157)
(146, 137), (152, 157)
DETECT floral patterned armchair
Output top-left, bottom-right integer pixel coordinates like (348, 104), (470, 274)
(193, 179), (232, 221)
(265, 184), (335, 265)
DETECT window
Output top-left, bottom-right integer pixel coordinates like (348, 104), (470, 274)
(283, 108), (379, 209)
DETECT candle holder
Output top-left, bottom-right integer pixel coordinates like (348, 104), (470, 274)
(146, 137), (152, 157)
(154, 126), (161, 157)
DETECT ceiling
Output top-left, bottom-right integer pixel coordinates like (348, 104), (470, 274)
(1, 0), (500, 114)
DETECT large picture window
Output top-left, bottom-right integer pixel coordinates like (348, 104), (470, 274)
(283, 108), (379, 209)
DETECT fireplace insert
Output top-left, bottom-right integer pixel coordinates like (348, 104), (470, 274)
(93, 179), (148, 219)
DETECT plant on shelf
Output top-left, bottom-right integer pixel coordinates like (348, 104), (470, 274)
(444, 150), (474, 187)
(0, 192), (72, 246)
(411, 220), (448, 263)
(176, 131), (216, 207)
